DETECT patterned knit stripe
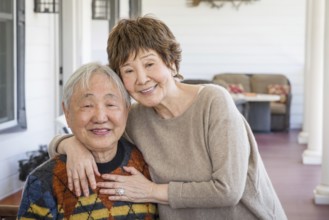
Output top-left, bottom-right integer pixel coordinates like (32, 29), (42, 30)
(67, 208), (109, 219)
(55, 193), (157, 219)
(77, 193), (100, 206)
(19, 203), (54, 219)
(56, 201), (110, 219)
(18, 217), (54, 220)
(57, 204), (157, 219)
(29, 203), (52, 216)
(111, 203), (157, 216)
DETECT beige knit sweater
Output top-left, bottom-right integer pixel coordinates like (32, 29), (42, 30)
(49, 85), (287, 220)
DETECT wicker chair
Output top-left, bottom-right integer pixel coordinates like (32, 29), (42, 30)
(212, 73), (292, 131)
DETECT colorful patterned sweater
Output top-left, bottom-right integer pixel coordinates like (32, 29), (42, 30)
(18, 138), (158, 220)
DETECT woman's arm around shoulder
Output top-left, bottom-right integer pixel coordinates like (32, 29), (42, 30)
(48, 134), (73, 158)
(48, 134), (100, 197)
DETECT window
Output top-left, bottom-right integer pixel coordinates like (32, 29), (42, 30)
(0, 0), (26, 133)
(0, 0), (15, 129)
(91, 0), (141, 26)
(129, 0), (141, 19)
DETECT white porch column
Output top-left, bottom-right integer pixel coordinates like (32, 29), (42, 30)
(298, 0), (313, 144)
(314, 0), (329, 205)
(77, 0), (92, 65)
(302, 0), (325, 165)
(62, 0), (92, 84)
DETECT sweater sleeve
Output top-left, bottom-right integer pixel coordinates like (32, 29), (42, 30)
(17, 174), (58, 219)
(48, 134), (73, 158)
(168, 87), (251, 208)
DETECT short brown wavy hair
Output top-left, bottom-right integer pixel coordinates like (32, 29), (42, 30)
(107, 15), (182, 77)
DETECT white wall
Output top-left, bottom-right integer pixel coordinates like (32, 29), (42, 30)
(91, 20), (109, 64)
(0, 2), (57, 199)
(141, 0), (306, 129)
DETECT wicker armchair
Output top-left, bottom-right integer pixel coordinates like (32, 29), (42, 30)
(212, 73), (292, 131)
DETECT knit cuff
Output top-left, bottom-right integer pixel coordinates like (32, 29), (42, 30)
(168, 182), (184, 208)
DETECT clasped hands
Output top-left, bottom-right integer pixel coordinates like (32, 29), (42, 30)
(63, 139), (154, 203)
(69, 160), (154, 203)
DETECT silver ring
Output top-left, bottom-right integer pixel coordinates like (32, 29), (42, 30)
(116, 188), (125, 196)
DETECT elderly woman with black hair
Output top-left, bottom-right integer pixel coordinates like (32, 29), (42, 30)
(17, 63), (158, 219)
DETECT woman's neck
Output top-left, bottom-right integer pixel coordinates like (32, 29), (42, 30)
(153, 83), (203, 119)
(91, 147), (118, 163)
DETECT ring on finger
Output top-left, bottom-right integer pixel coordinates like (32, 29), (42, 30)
(116, 188), (125, 196)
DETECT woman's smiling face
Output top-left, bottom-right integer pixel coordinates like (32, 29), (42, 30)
(63, 71), (128, 154)
(119, 49), (175, 107)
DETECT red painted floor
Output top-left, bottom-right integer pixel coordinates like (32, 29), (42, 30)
(256, 130), (329, 220)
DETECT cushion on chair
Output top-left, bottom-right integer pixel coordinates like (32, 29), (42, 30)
(228, 84), (245, 94)
(267, 84), (290, 103)
(250, 74), (289, 94)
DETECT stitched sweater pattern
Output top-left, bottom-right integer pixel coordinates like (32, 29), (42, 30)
(18, 140), (158, 220)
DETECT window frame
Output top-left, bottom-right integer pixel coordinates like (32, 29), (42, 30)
(0, 0), (26, 134)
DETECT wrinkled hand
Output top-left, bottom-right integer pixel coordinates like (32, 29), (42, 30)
(97, 166), (156, 203)
(62, 136), (100, 197)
